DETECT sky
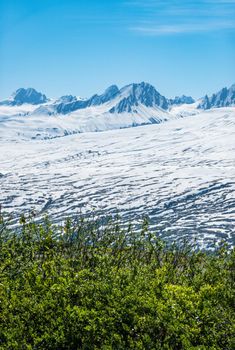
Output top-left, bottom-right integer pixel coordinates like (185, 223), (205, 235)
(0, 0), (235, 100)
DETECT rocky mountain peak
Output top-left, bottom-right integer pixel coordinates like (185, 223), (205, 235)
(10, 88), (48, 105)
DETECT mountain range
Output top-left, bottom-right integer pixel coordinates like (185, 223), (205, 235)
(0, 82), (235, 246)
(0, 82), (234, 138)
(198, 84), (235, 109)
(1, 82), (234, 112)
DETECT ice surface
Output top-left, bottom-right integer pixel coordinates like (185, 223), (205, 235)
(0, 107), (235, 247)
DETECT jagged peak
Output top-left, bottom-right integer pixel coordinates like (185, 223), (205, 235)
(170, 95), (195, 105)
(55, 95), (77, 104)
(198, 84), (235, 110)
(9, 87), (48, 105)
(104, 85), (119, 95)
(120, 81), (156, 93)
(110, 81), (168, 113)
(12, 87), (43, 96)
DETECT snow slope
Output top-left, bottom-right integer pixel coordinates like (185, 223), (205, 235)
(0, 100), (172, 141)
(1, 107), (235, 248)
(1, 82), (234, 140)
(0, 83), (192, 140)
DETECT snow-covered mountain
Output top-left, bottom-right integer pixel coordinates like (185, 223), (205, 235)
(169, 95), (195, 105)
(0, 82), (234, 140)
(198, 84), (235, 109)
(0, 82), (235, 247)
(0, 83), (174, 139)
(109, 82), (169, 113)
(32, 82), (169, 115)
(0, 88), (48, 106)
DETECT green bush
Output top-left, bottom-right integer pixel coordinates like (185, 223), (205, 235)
(0, 213), (234, 349)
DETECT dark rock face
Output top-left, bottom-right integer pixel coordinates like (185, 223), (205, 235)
(198, 95), (211, 110)
(0, 83), (194, 115)
(0, 88), (48, 106)
(88, 85), (120, 106)
(109, 82), (169, 114)
(55, 85), (120, 114)
(198, 84), (235, 109)
(169, 95), (195, 105)
(56, 82), (169, 115)
(11, 88), (48, 105)
(2, 83), (234, 114)
(56, 95), (78, 104)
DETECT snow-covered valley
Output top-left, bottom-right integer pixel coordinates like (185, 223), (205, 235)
(1, 106), (235, 248)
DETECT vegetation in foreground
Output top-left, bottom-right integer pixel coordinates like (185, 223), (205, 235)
(0, 213), (234, 350)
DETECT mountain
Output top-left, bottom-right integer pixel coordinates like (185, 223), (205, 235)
(169, 95), (195, 106)
(198, 84), (235, 109)
(21, 82), (173, 134)
(0, 88), (48, 106)
(2, 83), (235, 114)
(0, 82), (195, 117)
(39, 82), (169, 115)
(0, 83), (235, 247)
(55, 95), (78, 104)
(1, 82), (235, 139)
(31, 85), (120, 115)
(109, 82), (169, 113)
(88, 85), (120, 106)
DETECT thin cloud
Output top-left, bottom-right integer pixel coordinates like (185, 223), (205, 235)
(132, 21), (235, 35)
(125, 0), (235, 12)
(126, 0), (235, 6)
(125, 0), (235, 35)
(209, 0), (235, 3)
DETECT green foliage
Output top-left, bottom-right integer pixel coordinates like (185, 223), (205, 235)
(0, 214), (234, 349)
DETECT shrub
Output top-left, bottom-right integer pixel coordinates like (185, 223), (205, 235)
(0, 213), (234, 349)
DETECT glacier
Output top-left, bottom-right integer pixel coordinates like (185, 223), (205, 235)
(0, 104), (235, 248)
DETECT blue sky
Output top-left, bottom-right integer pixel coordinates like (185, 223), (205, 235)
(0, 0), (235, 99)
